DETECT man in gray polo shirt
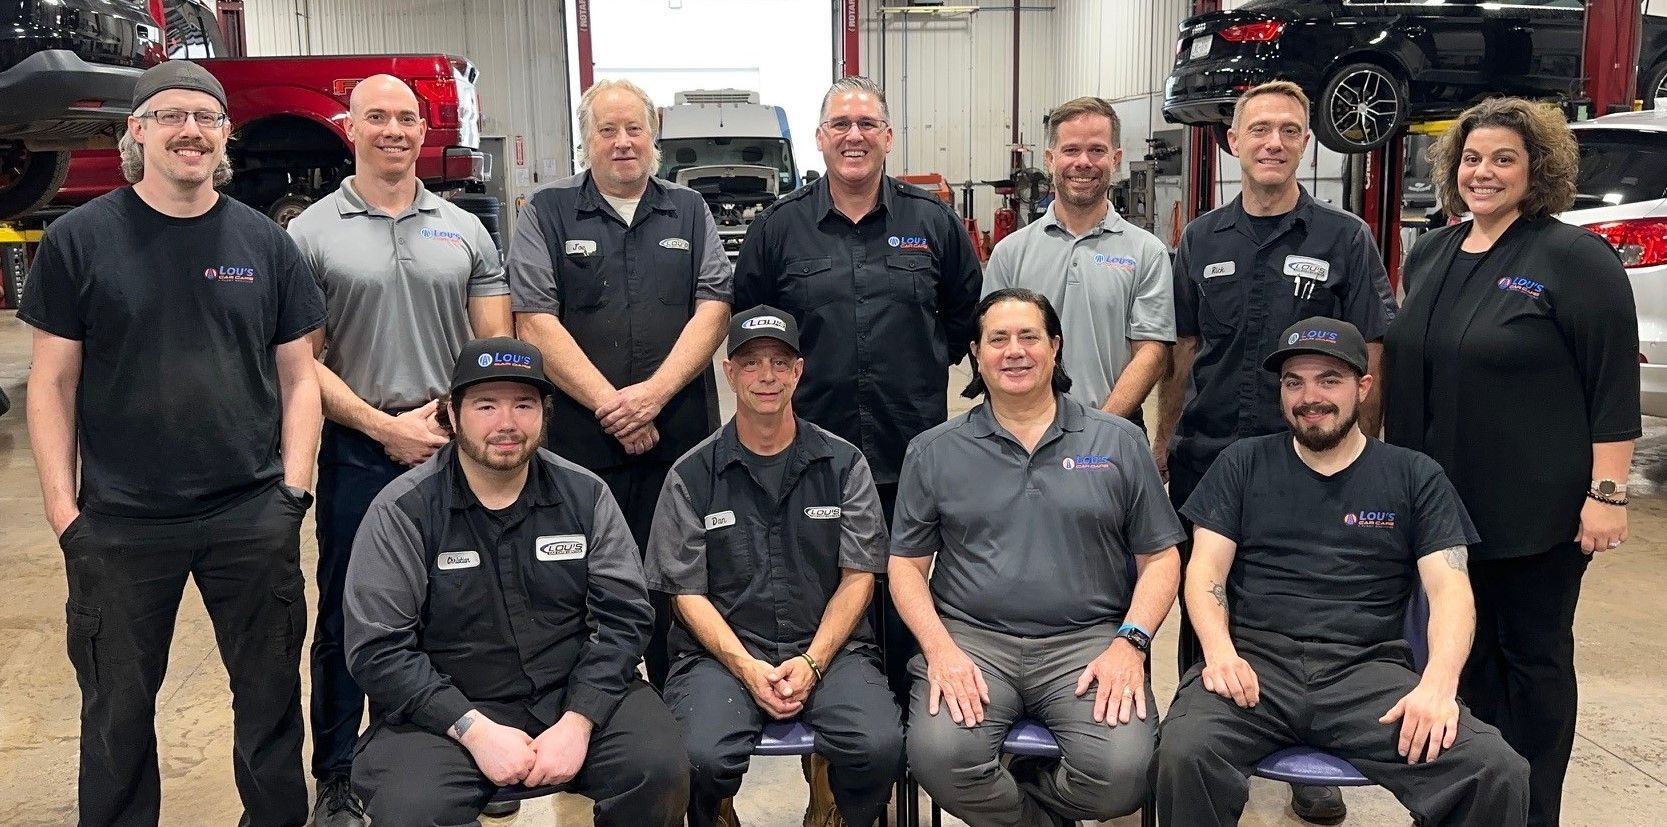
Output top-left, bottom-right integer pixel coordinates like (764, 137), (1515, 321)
(890, 288), (1184, 826)
(983, 97), (1173, 427)
(287, 73), (510, 827)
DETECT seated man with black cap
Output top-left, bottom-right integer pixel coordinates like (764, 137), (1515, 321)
(1156, 317), (1530, 826)
(343, 337), (687, 826)
(645, 306), (903, 827)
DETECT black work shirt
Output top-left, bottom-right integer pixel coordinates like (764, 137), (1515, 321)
(1181, 434), (1478, 647)
(643, 419), (888, 663)
(19, 188), (324, 519)
(508, 172), (733, 470)
(344, 444), (653, 735)
(1385, 218), (1640, 560)
(733, 176), (983, 483)
(1171, 188), (1395, 475)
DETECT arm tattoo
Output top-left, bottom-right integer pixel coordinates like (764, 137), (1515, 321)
(1209, 581), (1228, 610)
(449, 710), (477, 740)
(1440, 545), (1469, 573)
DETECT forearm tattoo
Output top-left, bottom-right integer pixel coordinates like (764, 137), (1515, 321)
(1209, 581), (1228, 610)
(449, 710), (477, 740)
(1440, 545), (1469, 573)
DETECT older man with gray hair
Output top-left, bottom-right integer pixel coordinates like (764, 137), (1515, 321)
(508, 78), (732, 688)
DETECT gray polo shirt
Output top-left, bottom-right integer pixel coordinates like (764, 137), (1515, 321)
(892, 394), (1185, 637)
(983, 203), (1175, 411)
(289, 177), (508, 410)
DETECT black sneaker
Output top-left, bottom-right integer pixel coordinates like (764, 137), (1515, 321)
(311, 775), (365, 827)
(481, 799), (521, 818)
(1290, 784), (1347, 824)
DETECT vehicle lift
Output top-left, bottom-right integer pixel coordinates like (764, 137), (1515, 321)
(1182, 0), (1644, 292)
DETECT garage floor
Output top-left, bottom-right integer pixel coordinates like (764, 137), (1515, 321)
(0, 309), (1664, 826)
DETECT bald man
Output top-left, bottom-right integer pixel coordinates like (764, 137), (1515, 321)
(287, 73), (511, 826)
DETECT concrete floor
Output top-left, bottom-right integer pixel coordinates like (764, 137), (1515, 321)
(0, 307), (1663, 826)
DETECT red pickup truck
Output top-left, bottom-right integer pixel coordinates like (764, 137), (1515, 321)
(53, 0), (491, 227)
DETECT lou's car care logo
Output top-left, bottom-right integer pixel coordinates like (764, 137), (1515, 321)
(420, 227), (467, 245)
(888, 235), (931, 252)
(1343, 510), (1396, 528)
(1496, 276), (1545, 299)
(1062, 454), (1113, 471)
(203, 265), (257, 283)
(478, 352), (534, 370)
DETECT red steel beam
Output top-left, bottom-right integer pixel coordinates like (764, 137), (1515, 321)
(1584, 0), (1642, 114)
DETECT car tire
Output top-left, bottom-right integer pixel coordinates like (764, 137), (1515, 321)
(1644, 61), (1667, 109)
(450, 193), (504, 257)
(267, 194), (314, 229)
(1315, 62), (1409, 153)
(0, 145), (71, 222)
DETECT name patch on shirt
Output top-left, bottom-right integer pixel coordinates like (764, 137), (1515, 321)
(1203, 261), (1235, 279)
(804, 506), (842, 520)
(564, 239), (598, 256)
(659, 237), (690, 251)
(437, 550), (480, 570)
(1282, 255), (1330, 281)
(535, 534), (588, 561)
(704, 510), (736, 530)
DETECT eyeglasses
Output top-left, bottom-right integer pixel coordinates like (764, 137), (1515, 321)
(819, 117), (889, 134)
(141, 109), (228, 128)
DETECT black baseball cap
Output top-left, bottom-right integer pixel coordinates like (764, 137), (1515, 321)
(451, 338), (557, 397)
(132, 60), (228, 111)
(1263, 317), (1369, 375)
(727, 305), (800, 356)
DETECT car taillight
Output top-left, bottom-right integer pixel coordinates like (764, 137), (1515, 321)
(1584, 217), (1667, 268)
(1219, 21), (1286, 42)
(413, 78), (461, 129)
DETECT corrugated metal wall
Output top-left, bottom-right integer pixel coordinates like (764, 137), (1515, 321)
(240, 0), (573, 217)
(856, 2), (1059, 228)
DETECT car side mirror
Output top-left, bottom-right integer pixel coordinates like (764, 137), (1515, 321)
(803, 170), (820, 183)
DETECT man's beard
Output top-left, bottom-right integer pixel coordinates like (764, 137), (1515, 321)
(1288, 402), (1359, 452)
(460, 428), (542, 471)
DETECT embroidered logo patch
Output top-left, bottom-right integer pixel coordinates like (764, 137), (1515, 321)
(804, 506), (842, 520)
(1093, 254), (1138, 270)
(437, 550), (480, 570)
(1496, 276), (1545, 299)
(888, 235), (931, 252)
(659, 238), (690, 251)
(1062, 455), (1113, 471)
(1343, 510), (1396, 529)
(535, 534), (587, 561)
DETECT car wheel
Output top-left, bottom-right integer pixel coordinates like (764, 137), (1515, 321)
(1645, 61), (1667, 109)
(450, 193), (504, 258)
(267, 194), (314, 228)
(0, 144), (71, 221)
(1315, 62), (1409, 153)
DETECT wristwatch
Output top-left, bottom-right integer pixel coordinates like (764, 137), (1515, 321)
(1589, 479), (1628, 506)
(1115, 624), (1152, 655)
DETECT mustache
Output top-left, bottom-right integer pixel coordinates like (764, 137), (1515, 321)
(166, 139), (213, 152)
(1292, 402), (1338, 418)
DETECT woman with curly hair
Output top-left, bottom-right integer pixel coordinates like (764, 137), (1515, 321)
(1383, 97), (1639, 826)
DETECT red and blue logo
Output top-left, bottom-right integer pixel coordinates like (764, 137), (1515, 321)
(1497, 276), (1545, 299)
(1062, 454), (1113, 471)
(203, 265), (256, 284)
(1344, 510), (1396, 528)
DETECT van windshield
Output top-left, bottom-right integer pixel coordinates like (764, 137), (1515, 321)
(658, 138), (796, 192)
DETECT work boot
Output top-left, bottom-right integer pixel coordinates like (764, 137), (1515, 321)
(310, 774), (365, 827)
(718, 796), (741, 827)
(802, 754), (846, 827)
(1290, 784), (1347, 824)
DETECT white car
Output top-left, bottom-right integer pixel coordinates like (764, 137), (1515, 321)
(1566, 110), (1667, 417)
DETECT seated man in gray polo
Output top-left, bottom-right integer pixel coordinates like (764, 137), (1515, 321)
(890, 288), (1184, 826)
(645, 305), (903, 827)
(983, 97), (1173, 425)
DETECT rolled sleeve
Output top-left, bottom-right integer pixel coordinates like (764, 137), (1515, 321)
(345, 497), (475, 737)
(643, 468), (709, 594)
(507, 199), (560, 315)
(1129, 242), (1177, 343)
(838, 455), (889, 573)
(466, 213), (510, 298)
(694, 209), (734, 304)
(568, 485), (655, 727)
(889, 444), (942, 558)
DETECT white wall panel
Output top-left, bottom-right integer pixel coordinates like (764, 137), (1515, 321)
(239, 0), (572, 217)
(857, 2), (1059, 228)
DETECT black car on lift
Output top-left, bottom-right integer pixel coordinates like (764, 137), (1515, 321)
(1163, 0), (1586, 153)
(0, 0), (160, 220)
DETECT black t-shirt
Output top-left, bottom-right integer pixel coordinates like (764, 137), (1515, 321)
(740, 442), (792, 502)
(19, 188), (325, 519)
(1245, 211), (1290, 244)
(1180, 433), (1478, 646)
(1421, 249), (1487, 443)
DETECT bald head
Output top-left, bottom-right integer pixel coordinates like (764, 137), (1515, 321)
(347, 74), (426, 182)
(350, 74), (420, 116)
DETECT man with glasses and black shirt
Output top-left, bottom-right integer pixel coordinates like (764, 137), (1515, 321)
(21, 60), (324, 826)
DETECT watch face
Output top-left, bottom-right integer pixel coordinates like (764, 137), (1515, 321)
(1598, 480), (1618, 495)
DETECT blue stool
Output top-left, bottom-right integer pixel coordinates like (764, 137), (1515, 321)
(925, 719), (1156, 827)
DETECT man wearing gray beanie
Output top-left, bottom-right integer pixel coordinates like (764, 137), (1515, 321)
(19, 59), (324, 826)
